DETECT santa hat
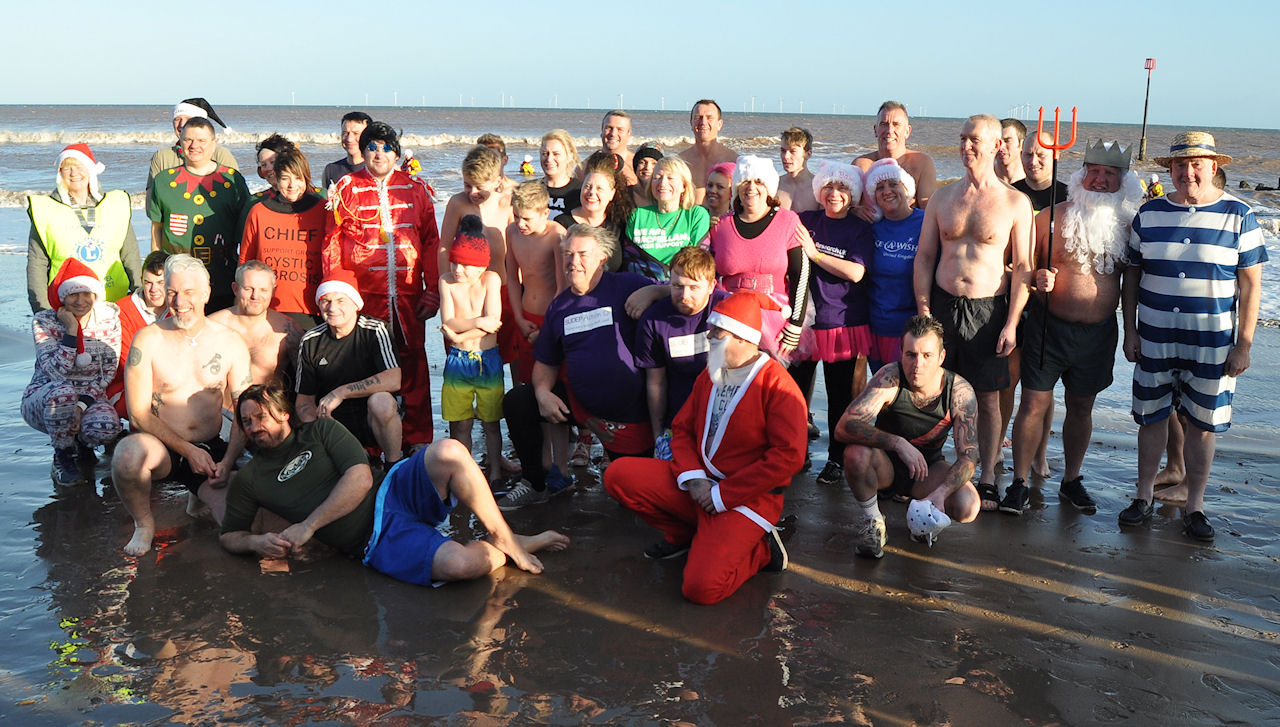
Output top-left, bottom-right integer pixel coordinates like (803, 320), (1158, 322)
(810, 160), (863, 203)
(56, 143), (105, 200)
(48, 258), (105, 366)
(707, 291), (782, 346)
(173, 97), (227, 128)
(449, 214), (491, 267)
(315, 268), (364, 310)
(862, 158), (916, 212)
(732, 155), (780, 198)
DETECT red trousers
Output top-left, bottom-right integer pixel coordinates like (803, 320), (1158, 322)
(605, 457), (772, 605)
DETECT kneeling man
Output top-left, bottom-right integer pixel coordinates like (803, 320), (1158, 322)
(838, 315), (979, 558)
(605, 292), (807, 605)
(220, 385), (568, 583)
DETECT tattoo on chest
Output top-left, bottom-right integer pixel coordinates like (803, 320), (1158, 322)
(151, 392), (163, 416)
(204, 353), (223, 375)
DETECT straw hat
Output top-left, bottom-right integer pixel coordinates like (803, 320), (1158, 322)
(1153, 131), (1232, 167)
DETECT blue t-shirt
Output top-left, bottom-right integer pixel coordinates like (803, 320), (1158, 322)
(634, 288), (729, 426)
(534, 272), (652, 422)
(869, 208), (925, 337)
(798, 210), (875, 329)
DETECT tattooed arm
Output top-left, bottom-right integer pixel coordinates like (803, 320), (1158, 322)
(934, 377), (979, 499)
(835, 364), (930, 481)
(315, 368), (402, 419)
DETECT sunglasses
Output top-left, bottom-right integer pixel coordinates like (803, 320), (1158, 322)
(365, 142), (394, 153)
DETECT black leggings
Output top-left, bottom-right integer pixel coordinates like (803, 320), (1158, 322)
(788, 357), (862, 461)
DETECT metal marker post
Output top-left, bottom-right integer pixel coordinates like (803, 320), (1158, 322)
(1138, 58), (1156, 160)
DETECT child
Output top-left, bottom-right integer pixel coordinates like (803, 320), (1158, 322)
(439, 215), (505, 484)
(504, 181), (565, 384)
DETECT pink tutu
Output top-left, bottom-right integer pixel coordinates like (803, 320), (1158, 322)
(809, 325), (871, 363)
(870, 333), (903, 366)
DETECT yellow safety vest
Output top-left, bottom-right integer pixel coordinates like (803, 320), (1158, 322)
(27, 190), (132, 302)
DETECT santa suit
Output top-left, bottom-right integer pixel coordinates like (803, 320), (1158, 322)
(324, 168), (440, 445)
(605, 354), (807, 604)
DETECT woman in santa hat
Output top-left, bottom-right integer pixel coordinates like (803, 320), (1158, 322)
(22, 259), (123, 487)
(26, 143), (140, 313)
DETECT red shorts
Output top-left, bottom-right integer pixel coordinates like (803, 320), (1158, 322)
(497, 285), (519, 364)
(566, 387), (653, 456)
(513, 309), (544, 385)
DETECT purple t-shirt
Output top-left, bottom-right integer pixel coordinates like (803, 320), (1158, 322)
(535, 272), (651, 422)
(634, 288), (729, 426)
(798, 210), (875, 329)
(869, 208), (924, 337)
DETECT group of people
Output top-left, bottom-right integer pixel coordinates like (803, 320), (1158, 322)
(21, 95), (1265, 604)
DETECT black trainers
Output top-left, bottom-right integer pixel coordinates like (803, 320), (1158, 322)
(999, 478), (1030, 515)
(51, 447), (86, 487)
(643, 540), (690, 560)
(1183, 511), (1216, 542)
(1118, 498), (1154, 526)
(1059, 476), (1097, 514)
(816, 461), (844, 486)
(762, 529), (789, 572)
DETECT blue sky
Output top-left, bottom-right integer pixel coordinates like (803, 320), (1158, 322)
(5, 0), (1274, 129)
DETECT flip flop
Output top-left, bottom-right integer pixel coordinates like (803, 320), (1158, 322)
(977, 482), (1000, 512)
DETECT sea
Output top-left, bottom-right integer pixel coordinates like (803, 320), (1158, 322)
(0, 105), (1277, 724)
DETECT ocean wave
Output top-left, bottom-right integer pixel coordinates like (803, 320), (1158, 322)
(0, 188), (148, 209)
(0, 243), (27, 255)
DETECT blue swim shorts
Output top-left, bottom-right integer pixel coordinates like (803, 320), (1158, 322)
(363, 453), (459, 585)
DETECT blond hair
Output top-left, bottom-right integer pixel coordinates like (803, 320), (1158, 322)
(651, 157), (696, 210)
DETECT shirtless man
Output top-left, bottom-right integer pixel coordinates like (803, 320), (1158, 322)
(505, 181), (565, 384)
(776, 127), (819, 212)
(913, 114), (1033, 511)
(580, 111), (637, 186)
(1005, 140), (1142, 515)
(995, 118), (1026, 186)
(112, 254), (253, 555)
(678, 100), (738, 205)
(854, 101), (938, 209)
(208, 261), (303, 388)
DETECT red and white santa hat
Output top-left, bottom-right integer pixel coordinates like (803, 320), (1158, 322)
(315, 268), (364, 310)
(56, 143), (105, 200)
(49, 257), (105, 311)
(707, 291), (782, 346)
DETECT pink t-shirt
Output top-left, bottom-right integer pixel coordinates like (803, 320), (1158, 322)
(709, 207), (801, 306)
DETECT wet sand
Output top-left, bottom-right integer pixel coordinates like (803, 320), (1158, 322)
(1, 328), (1278, 726)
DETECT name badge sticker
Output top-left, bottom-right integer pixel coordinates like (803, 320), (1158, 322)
(668, 332), (709, 359)
(563, 306), (614, 336)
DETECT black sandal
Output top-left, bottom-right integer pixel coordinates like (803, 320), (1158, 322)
(977, 482), (1000, 512)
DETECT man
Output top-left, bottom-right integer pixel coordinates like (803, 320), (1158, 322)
(322, 111), (372, 191)
(111, 254), (253, 556)
(1121, 132), (1266, 541)
(854, 101), (938, 209)
(1005, 140), (1143, 515)
(146, 98), (238, 215)
(296, 269), (403, 465)
(776, 127), (819, 212)
(1014, 132), (1069, 212)
(324, 120), (440, 450)
(253, 133), (297, 193)
(582, 111), (637, 186)
(604, 291), (805, 604)
(995, 118), (1026, 186)
(107, 250), (169, 418)
(678, 100), (738, 205)
(913, 114), (1033, 511)
(500, 225), (655, 509)
(148, 117), (250, 311)
(634, 247), (728, 454)
(221, 385), (568, 585)
(209, 261), (303, 388)
(837, 315), (980, 557)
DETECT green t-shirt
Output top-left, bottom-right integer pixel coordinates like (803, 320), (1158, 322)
(148, 163), (249, 294)
(222, 418), (376, 556)
(626, 205), (711, 265)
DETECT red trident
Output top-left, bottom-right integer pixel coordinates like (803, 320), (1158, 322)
(1033, 105), (1078, 367)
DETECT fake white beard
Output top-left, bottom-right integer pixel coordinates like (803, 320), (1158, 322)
(706, 335), (729, 387)
(1060, 169), (1144, 274)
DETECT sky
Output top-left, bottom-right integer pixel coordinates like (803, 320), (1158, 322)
(4, 0), (1277, 129)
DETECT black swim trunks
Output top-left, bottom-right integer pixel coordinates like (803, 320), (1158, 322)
(886, 448), (946, 500)
(931, 285), (1010, 392)
(1020, 300), (1118, 396)
(165, 437), (229, 493)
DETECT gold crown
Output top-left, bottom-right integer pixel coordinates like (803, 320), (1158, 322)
(1083, 139), (1133, 169)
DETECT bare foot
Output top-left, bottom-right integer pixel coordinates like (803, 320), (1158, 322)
(123, 526), (155, 556)
(1032, 459), (1051, 479)
(500, 456), (522, 475)
(518, 530), (570, 553)
(185, 492), (211, 520)
(1154, 466), (1184, 487)
(1153, 482), (1189, 505)
(1002, 437), (1012, 449)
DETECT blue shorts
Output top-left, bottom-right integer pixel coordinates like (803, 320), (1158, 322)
(441, 346), (505, 422)
(362, 454), (458, 586)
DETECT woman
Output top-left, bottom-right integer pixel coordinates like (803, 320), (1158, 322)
(864, 159), (923, 371)
(707, 155), (809, 357)
(630, 144), (663, 208)
(702, 161), (736, 221)
(623, 157), (710, 280)
(553, 151), (633, 272)
(23, 259), (122, 486)
(540, 129), (581, 216)
(791, 161), (876, 486)
(240, 148), (329, 329)
(27, 144), (140, 313)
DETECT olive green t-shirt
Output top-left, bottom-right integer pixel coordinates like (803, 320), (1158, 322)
(222, 418), (375, 556)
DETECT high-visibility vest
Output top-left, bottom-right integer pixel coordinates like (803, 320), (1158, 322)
(27, 190), (133, 302)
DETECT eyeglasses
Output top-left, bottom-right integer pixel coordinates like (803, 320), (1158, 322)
(365, 142), (393, 153)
